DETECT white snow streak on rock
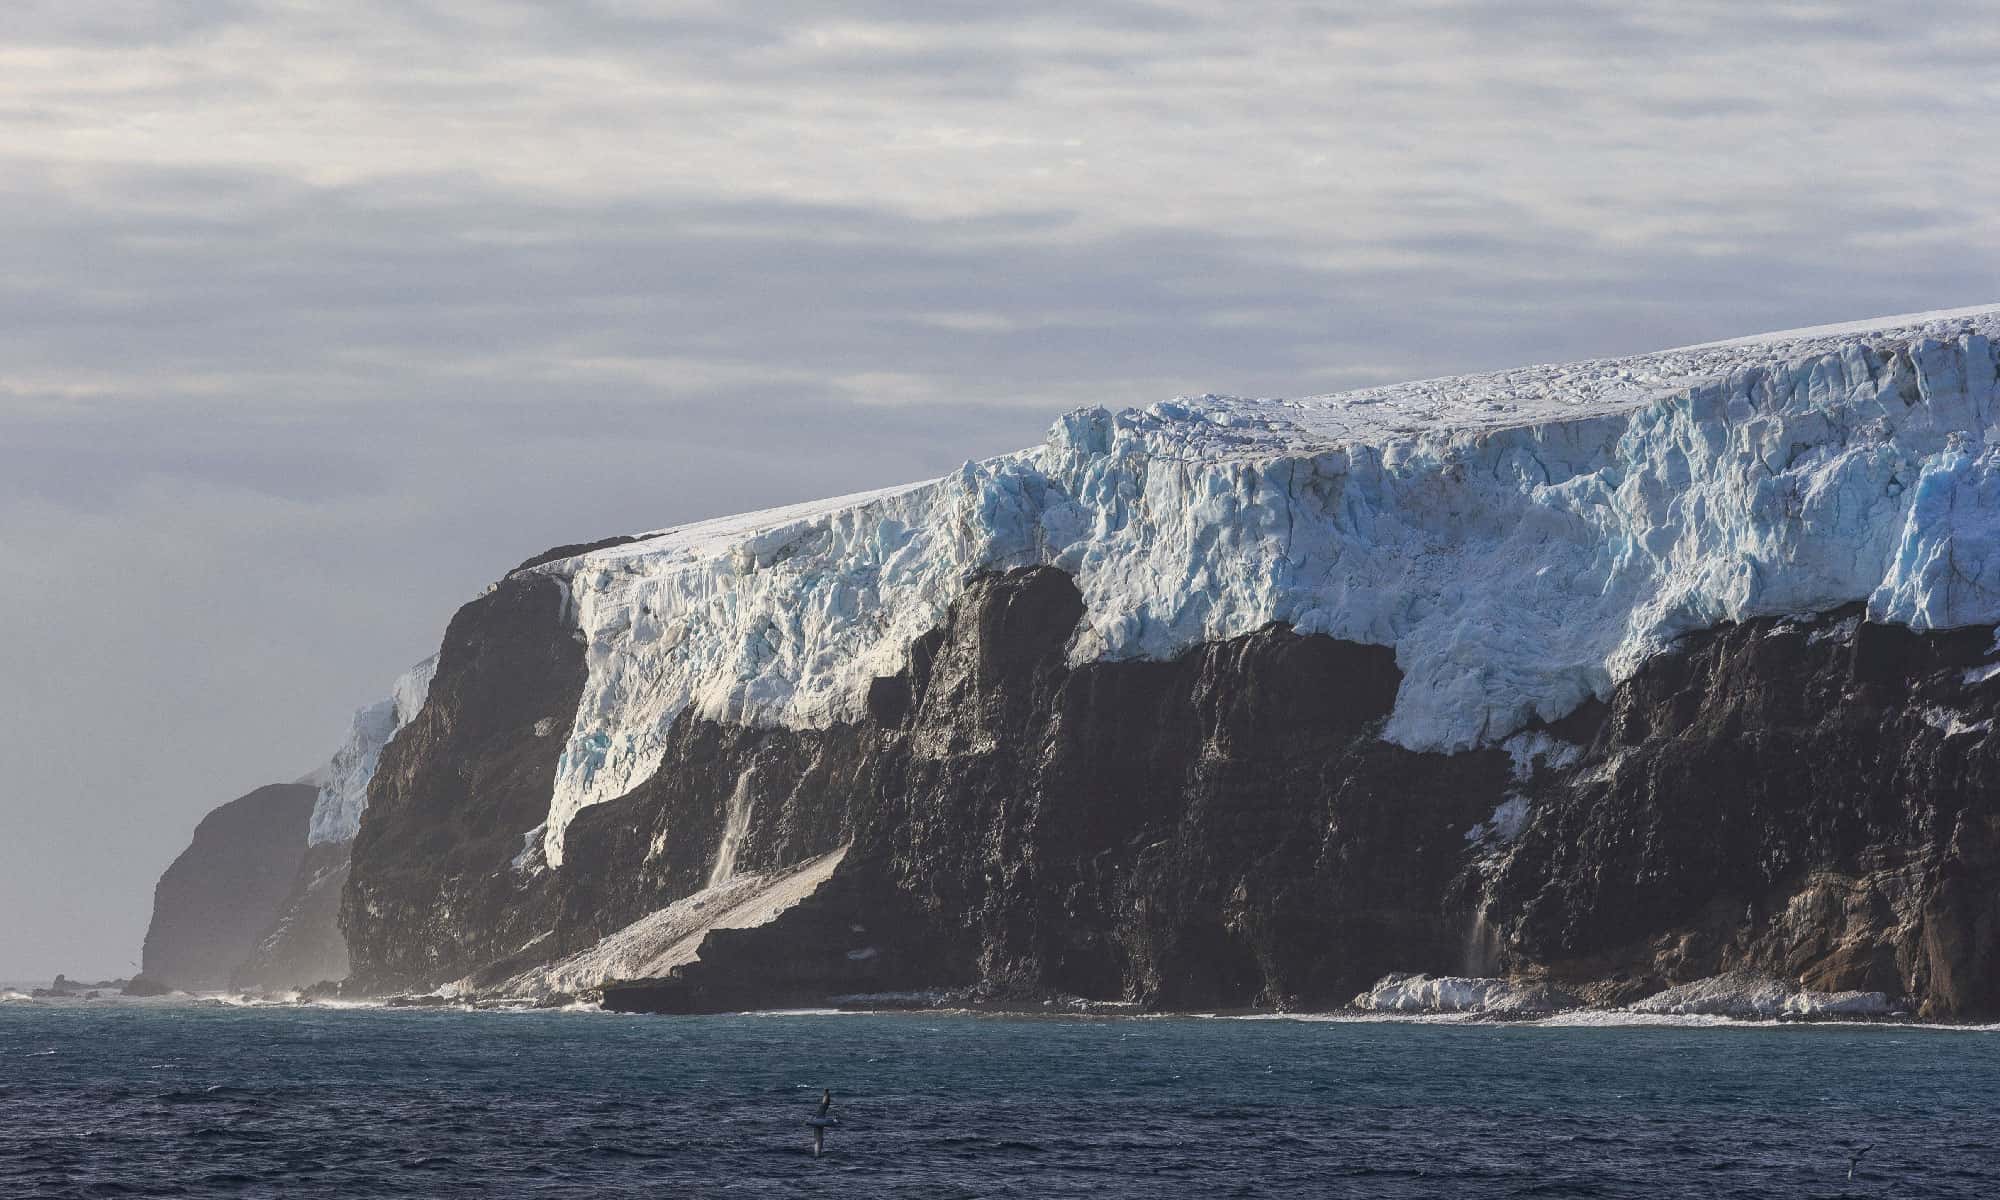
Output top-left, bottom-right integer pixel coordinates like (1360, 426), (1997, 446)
(706, 767), (757, 888)
(492, 847), (847, 1000)
(526, 307), (2000, 862)
(1466, 796), (1532, 846)
(1962, 661), (2000, 687)
(1920, 707), (1993, 740)
(1501, 731), (1582, 780)
(510, 822), (548, 875)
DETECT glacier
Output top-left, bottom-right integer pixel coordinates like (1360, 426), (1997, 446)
(523, 305), (2000, 865)
(305, 657), (437, 846)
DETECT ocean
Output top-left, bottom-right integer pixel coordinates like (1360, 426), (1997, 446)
(1, 1000), (1994, 1198)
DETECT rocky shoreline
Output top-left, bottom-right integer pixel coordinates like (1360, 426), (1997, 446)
(8, 986), (1950, 1030)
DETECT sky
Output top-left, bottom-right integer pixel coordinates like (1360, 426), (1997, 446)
(2, 0), (1997, 981)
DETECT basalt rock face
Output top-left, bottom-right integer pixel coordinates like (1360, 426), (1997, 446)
(341, 568), (2000, 1018)
(1479, 607), (2000, 1020)
(550, 720), (870, 955)
(386, 566), (1511, 1010)
(846, 566), (1502, 1009)
(141, 783), (316, 991)
(339, 573), (587, 992)
(232, 841), (353, 989)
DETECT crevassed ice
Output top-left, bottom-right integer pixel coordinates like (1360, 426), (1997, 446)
(528, 305), (2000, 865)
(306, 656), (438, 846)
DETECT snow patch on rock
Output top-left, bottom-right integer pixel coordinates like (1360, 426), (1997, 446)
(1631, 971), (1892, 1018)
(1920, 707), (1993, 740)
(1466, 796), (1532, 845)
(1502, 731), (1581, 781)
(487, 847), (846, 1000)
(527, 307), (2000, 863)
(1807, 614), (1861, 645)
(1963, 661), (2000, 687)
(510, 823), (548, 875)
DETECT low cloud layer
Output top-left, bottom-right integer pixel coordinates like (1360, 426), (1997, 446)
(2, 1), (1995, 979)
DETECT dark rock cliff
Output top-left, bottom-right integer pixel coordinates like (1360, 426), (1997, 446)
(1483, 607), (2000, 1021)
(340, 567), (2000, 1019)
(340, 572), (586, 992)
(231, 841), (353, 989)
(140, 783), (316, 991)
(844, 565), (1500, 1009)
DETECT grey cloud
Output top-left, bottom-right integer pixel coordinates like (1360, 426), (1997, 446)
(7, 0), (257, 47)
(4, 154), (1995, 459)
(519, 0), (1199, 43)
(0, 438), (390, 510)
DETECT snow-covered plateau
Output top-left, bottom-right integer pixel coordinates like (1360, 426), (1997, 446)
(508, 305), (2000, 863)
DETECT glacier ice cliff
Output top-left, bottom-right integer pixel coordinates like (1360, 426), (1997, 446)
(307, 657), (437, 846)
(172, 657), (441, 991)
(531, 305), (2000, 863)
(1352, 973), (1577, 1016)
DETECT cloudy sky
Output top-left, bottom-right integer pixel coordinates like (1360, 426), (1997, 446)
(3, 1), (1996, 980)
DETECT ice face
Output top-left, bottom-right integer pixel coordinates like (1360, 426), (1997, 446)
(1351, 972), (1572, 1015)
(1870, 445), (2000, 628)
(305, 656), (438, 846)
(525, 306), (2000, 864)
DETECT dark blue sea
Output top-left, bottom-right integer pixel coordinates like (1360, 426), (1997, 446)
(2, 1001), (1995, 1198)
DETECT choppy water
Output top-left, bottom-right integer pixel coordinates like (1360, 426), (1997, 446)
(2, 1000), (1995, 1198)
